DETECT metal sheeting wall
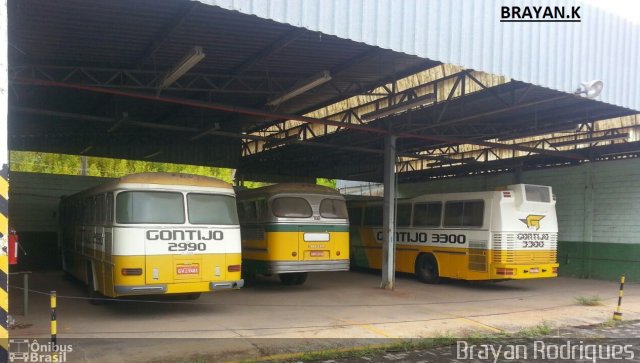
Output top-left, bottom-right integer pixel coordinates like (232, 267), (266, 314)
(9, 172), (111, 232)
(8, 172), (113, 269)
(203, 0), (640, 111)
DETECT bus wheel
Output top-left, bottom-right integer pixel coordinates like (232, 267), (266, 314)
(294, 272), (308, 285)
(87, 268), (106, 305)
(242, 268), (257, 287)
(279, 272), (307, 286)
(416, 254), (441, 284)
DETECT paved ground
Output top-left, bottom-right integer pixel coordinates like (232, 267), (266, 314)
(7, 270), (640, 362)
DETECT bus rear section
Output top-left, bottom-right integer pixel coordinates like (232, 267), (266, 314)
(238, 184), (350, 286)
(490, 184), (559, 280)
(60, 173), (244, 302)
(347, 184), (558, 283)
(112, 189), (243, 297)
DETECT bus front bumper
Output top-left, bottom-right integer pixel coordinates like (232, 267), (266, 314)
(114, 279), (244, 295)
(490, 263), (559, 279)
(266, 260), (350, 274)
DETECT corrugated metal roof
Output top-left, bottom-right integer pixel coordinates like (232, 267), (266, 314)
(202, 0), (640, 111)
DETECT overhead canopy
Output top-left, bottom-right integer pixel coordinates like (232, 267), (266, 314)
(7, 0), (639, 182)
(205, 0), (640, 112)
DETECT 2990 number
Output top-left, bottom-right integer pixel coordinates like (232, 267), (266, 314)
(168, 242), (206, 252)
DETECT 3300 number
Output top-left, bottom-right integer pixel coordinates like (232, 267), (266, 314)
(522, 241), (545, 248)
(432, 234), (466, 244)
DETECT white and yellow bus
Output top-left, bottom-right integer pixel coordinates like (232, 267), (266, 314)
(60, 172), (243, 302)
(237, 184), (349, 285)
(348, 184), (558, 283)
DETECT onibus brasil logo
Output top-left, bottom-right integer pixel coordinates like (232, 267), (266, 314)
(10, 339), (73, 362)
(519, 215), (544, 230)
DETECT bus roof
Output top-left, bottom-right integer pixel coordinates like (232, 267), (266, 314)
(116, 172), (232, 189)
(237, 183), (341, 199)
(65, 172), (233, 199)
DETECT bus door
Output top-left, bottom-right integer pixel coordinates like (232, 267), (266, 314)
(103, 193), (114, 293)
(82, 197), (96, 259)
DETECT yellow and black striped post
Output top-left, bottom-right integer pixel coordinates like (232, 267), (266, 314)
(51, 290), (57, 346)
(1, 0), (10, 360)
(613, 274), (625, 321)
(0, 166), (8, 362)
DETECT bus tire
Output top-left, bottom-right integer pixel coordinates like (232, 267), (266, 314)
(294, 272), (308, 285)
(279, 272), (307, 286)
(242, 268), (257, 287)
(415, 254), (441, 284)
(87, 265), (106, 305)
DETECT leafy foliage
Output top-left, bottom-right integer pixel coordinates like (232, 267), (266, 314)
(10, 151), (337, 189)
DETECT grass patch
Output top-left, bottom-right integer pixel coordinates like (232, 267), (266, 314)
(238, 335), (458, 363)
(598, 319), (625, 328)
(514, 321), (553, 338)
(574, 295), (604, 306)
(240, 323), (558, 363)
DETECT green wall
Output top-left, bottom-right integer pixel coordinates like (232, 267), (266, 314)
(558, 241), (640, 282)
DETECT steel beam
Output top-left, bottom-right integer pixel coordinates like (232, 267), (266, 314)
(17, 78), (587, 160)
(135, 2), (199, 67)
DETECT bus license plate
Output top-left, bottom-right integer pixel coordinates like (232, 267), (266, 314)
(529, 268), (539, 273)
(177, 265), (199, 275)
(310, 251), (325, 257)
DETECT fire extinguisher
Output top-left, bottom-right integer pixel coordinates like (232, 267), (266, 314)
(8, 227), (19, 265)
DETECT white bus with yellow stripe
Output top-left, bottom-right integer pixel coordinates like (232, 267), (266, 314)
(237, 184), (349, 286)
(60, 172), (243, 302)
(348, 184), (558, 283)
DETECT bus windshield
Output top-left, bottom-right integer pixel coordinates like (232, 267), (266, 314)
(272, 197), (312, 218)
(188, 193), (238, 225)
(319, 198), (348, 219)
(116, 191), (184, 224)
(524, 185), (551, 203)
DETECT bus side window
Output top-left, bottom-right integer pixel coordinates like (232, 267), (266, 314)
(95, 194), (106, 225)
(396, 204), (411, 227)
(106, 193), (114, 224)
(364, 205), (383, 226)
(84, 197), (95, 225)
(245, 201), (258, 222)
(256, 199), (268, 221)
(347, 207), (362, 226)
(413, 202), (442, 227)
(444, 200), (484, 227)
(237, 201), (246, 220)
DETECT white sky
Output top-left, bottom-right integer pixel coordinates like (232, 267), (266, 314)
(583, 0), (640, 23)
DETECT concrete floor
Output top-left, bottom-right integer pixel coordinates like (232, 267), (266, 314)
(7, 270), (640, 362)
